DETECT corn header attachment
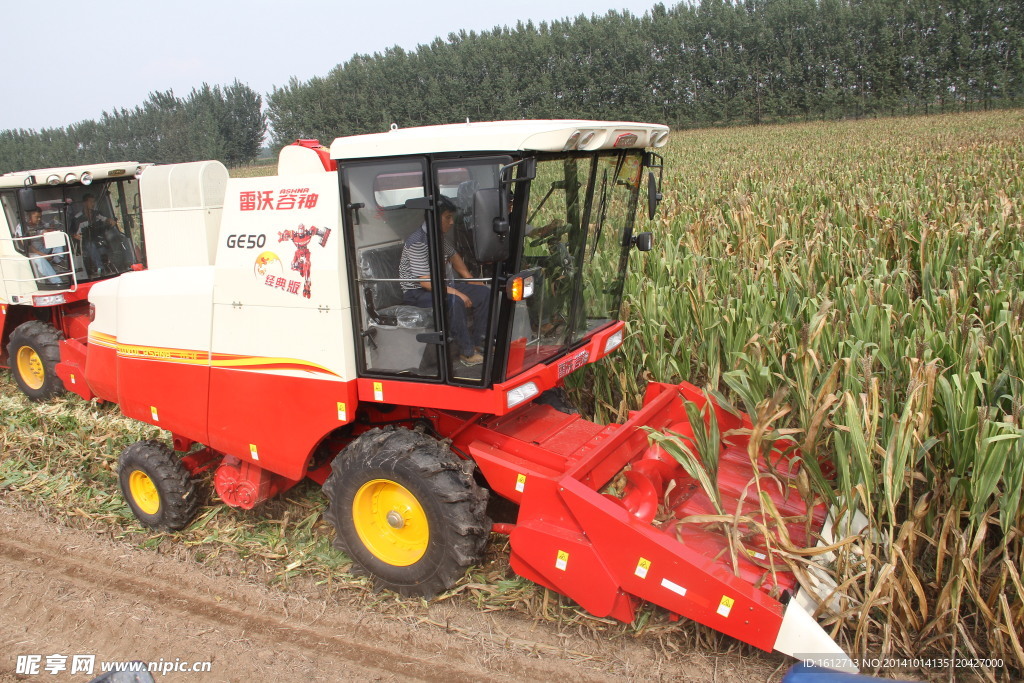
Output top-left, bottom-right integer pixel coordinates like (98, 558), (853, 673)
(464, 380), (855, 670)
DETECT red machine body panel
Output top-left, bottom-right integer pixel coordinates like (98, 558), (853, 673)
(207, 368), (358, 481)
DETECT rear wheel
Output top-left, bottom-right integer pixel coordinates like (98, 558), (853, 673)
(7, 321), (65, 401)
(324, 427), (490, 597)
(118, 440), (202, 531)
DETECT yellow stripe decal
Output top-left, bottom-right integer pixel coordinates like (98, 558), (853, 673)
(88, 332), (338, 377)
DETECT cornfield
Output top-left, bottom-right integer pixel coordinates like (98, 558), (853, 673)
(571, 109), (1024, 677)
(1, 109), (1022, 679)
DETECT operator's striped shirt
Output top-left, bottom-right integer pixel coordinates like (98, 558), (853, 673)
(399, 224), (455, 291)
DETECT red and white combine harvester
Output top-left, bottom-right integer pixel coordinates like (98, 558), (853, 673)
(22, 122), (858, 670)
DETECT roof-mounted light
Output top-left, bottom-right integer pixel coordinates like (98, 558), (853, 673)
(80, 171), (93, 185)
(135, 166), (146, 178)
(577, 131), (597, 148)
(563, 131), (581, 151)
(651, 131), (669, 147)
(46, 174), (61, 185)
(64, 173), (78, 184)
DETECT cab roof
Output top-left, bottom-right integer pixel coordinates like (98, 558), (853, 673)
(329, 120), (669, 160)
(0, 162), (148, 189)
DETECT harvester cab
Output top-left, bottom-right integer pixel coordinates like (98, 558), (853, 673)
(333, 123), (660, 394)
(76, 122), (856, 672)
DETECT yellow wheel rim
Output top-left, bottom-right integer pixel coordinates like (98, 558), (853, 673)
(16, 346), (45, 391)
(129, 470), (161, 516)
(352, 479), (429, 566)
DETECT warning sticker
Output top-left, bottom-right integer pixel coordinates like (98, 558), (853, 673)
(150, 406), (159, 422)
(373, 382), (384, 401)
(515, 474), (526, 493)
(337, 402), (347, 421)
(555, 550), (569, 571)
(717, 595), (734, 618)
(635, 558), (651, 579)
(249, 443), (260, 461)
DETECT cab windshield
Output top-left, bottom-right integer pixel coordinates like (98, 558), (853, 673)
(507, 150), (643, 378)
(2, 178), (145, 289)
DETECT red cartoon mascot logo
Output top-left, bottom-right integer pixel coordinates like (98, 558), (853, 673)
(277, 224), (331, 298)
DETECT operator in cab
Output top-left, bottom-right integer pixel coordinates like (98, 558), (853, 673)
(399, 195), (489, 366)
(68, 192), (128, 277)
(18, 206), (70, 286)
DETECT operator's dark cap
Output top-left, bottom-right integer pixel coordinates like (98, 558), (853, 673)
(24, 205), (41, 213)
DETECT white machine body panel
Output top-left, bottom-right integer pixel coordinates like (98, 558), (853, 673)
(140, 160), (228, 269)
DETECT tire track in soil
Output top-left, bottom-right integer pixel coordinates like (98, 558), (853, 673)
(0, 533), (501, 682)
(0, 498), (773, 682)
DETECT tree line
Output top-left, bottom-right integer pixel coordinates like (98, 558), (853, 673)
(268, 0), (1023, 146)
(0, 81), (266, 173)
(2, 0), (1021, 171)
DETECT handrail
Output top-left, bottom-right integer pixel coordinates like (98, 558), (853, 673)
(0, 232), (79, 293)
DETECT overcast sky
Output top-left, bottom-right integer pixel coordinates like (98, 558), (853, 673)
(3, 0), (658, 132)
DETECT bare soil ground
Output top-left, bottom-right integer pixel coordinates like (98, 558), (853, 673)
(0, 496), (788, 683)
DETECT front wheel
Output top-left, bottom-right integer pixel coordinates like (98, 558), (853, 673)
(118, 440), (202, 531)
(7, 321), (65, 401)
(324, 427), (491, 597)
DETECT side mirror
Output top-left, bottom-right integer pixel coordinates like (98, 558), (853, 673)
(632, 232), (653, 251)
(17, 187), (37, 212)
(646, 171), (663, 220)
(471, 188), (509, 263)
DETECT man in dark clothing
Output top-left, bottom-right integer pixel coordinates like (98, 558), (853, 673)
(68, 193), (128, 276)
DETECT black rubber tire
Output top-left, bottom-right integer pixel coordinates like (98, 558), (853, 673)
(118, 440), (202, 531)
(7, 321), (65, 401)
(323, 427), (491, 597)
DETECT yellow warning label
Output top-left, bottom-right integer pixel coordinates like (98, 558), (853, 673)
(373, 382), (384, 401)
(337, 402), (347, 421)
(635, 558), (651, 579)
(717, 595), (734, 618)
(555, 550), (569, 571)
(249, 443), (260, 461)
(515, 473), (527, 493)
(70, 374), (76, 384)
(150, 406), (159, 422)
